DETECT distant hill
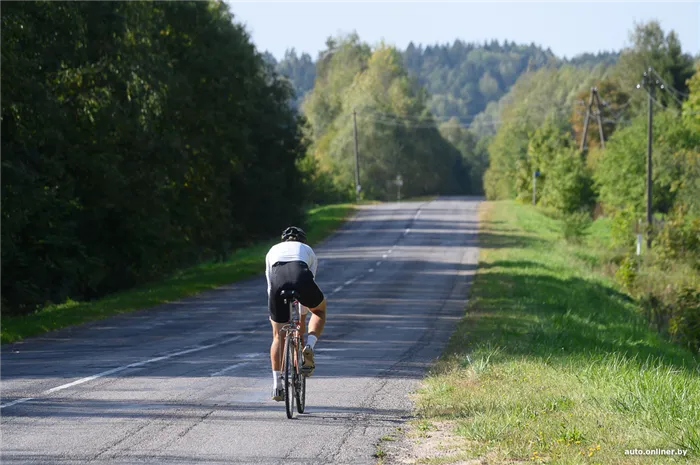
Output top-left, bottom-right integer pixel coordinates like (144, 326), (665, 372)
(269, 40), (618, 120)
(263, 50), (315, 109)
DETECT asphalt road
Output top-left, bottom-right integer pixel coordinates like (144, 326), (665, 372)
(1, 197), (480, 464)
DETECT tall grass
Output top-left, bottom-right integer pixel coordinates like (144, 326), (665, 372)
(415, 201), (699, 464)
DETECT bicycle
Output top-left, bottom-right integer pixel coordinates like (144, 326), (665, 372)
(279, 289), (307, 419)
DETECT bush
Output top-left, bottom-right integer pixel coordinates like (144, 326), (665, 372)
(615, 254), (638, 291)
(669, 287), (700, 353)
(561, 211), (592, 243)
(541, 148), (595, 215)
(609, 207), (640, 252)
(653, 209), (700, 270)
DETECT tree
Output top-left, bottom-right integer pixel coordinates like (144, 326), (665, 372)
(1, 1), (307, 312)
(302, 38), (467, 199)
(615, 21), (695, 111)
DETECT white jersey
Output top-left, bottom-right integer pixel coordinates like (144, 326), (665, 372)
(265, 241), (318, 295)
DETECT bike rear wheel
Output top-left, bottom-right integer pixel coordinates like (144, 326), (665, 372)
(284, 335), (295, 419)
(296, 342), (306, 413)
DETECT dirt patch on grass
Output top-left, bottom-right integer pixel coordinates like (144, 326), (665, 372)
(381, 420), (483, 465)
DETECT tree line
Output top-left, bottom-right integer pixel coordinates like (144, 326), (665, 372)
(482, 22), (699, 352)
(2, 1), (307, 313)
(272, 40), (618, 195)
(300, 34), (471, 201)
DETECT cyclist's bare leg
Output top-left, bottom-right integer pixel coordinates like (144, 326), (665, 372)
(269, 320), (287, 371)
(299, 311), (307, 344)
(302, 299), (326, 376)
(308, 298), (327, 338)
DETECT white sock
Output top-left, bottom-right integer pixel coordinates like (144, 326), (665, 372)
(272, 370), (281, 389)
(307, 335), (317, 349)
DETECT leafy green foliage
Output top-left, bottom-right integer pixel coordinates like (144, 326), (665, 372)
(403, 40), (556, 122)
(614, 21), (695, 111)
(273, 39), (616, 135)
(609, 207), (639, 252)
(1, 1), (307, 313)
(669, 287), (700, 353)
(1, 203), (354, 343)
(302, 36), (468, 199)
(594, 110), (699, 216)
(477, 21), (698, 357)
(483, 64), (610, 201)
(438, 119), (489, 194)
(653, 209), (700, 270)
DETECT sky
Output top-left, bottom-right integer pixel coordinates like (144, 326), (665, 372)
(226, 1), (700, 61)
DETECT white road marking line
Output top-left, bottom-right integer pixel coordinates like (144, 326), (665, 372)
(376, 261), (382, 266)
(1, 336), (243, 409)
(333, 286), (344, 293)
(0, 397), (35, 409)
(209, 362), (251, 377)
(382, 254), (388, 259)
(414, 210), (422, 220)
(387, 249), (393, 254)
(404, 228), (411, 235)
(344, 278), (357, 286)
(368, 268), (375, 273)
(45, 339), (239, 394)
(238, 352), (264, 359)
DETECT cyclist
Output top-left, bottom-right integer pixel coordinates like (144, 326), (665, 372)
(265, 226), (327, 401)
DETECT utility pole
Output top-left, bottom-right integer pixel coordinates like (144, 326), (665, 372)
(646, 81), (653, 250)
(532, 170), (539, 206)
(580, 88), (594, 152)
(580, 87), (606, 152)
(637, 67), (663, 250)
(395, 174), (403, 202)
(352, 109), (361, 202)
(593, 89), (606, 149)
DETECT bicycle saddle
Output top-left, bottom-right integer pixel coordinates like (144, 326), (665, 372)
(279, 289), (300, 303)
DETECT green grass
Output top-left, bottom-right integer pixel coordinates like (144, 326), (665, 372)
(415, 201), (700, 464)
(1, 203), (355, 344)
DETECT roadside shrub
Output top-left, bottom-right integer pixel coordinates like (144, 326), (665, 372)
(653, 209), (700, 270)
(669, 287), (700, 353)
(561, 211), (592, 244)
(541, 148), (595, 215)
(609, 207), (639, 252)
(615, 254), (638, 291)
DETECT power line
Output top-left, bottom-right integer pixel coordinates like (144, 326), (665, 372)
(649, 68), (690, 99)
(639, 86), (700, 116)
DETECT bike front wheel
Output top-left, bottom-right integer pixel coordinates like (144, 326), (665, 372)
(296, 342), (306, 413)
(284, 335), (295, 419)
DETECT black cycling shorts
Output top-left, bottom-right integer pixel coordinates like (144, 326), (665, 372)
(268, 261), (325, 323)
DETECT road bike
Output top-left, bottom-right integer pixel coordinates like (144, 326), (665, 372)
(279, 289), (307, 419)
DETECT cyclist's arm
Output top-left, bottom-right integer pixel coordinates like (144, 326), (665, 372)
(265, 252), (272, 296)
(309, 249), (318, 276)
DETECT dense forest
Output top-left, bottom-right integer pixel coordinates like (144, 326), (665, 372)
(271, 40), (619, 193)
(272, 40), (618, 125)
(2, 2), (307, 312)
(300, 34), (472, 201)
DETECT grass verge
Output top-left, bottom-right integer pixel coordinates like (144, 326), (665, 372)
(1, 204), (355, 344)
(414, 201), (699, 464)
